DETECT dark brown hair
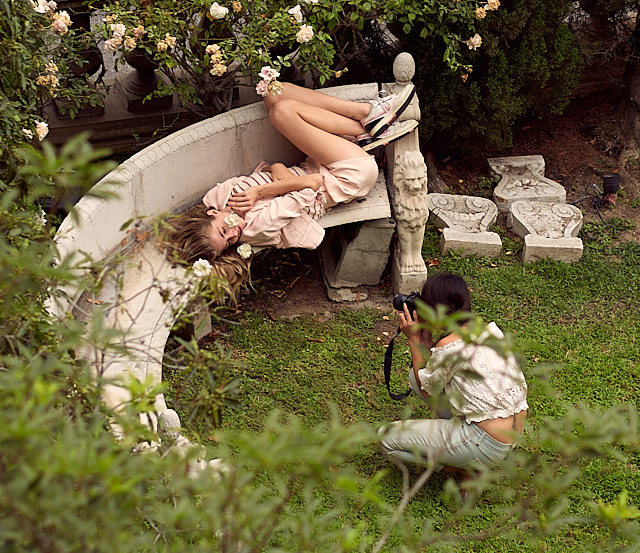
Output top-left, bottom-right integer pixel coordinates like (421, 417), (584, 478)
(421, 272), (471, 316)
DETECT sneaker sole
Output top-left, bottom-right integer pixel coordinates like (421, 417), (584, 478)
(366, 85), (416, 138)
(362, 120), (418, 152)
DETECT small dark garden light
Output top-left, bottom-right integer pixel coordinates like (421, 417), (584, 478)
(601, 173), (620, 207)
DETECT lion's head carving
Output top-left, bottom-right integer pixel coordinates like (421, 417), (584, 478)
(393, 151), (429, 228)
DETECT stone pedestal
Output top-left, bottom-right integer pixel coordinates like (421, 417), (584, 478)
(522, 235), (584, 263)
(507, 200), (584, 263)
(319, 218), (395, 289)
(428, 193), (502, 257)
(390, 247), (427, 294)
(440, 228), (503, 257)
(488, 155), (566, 213)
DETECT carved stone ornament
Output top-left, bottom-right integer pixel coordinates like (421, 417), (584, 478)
(488, 155), (566, 213)
(392, 151), (429, 274)
(507, 200), (583, 239)
(427, 193), (498, 233)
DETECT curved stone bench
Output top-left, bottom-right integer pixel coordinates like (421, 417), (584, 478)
(51, 78), (425, 446)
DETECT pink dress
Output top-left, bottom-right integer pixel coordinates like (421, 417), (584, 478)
(202, 155), (378, 249)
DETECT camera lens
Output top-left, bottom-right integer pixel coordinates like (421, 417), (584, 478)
(393, 293), (408, 311)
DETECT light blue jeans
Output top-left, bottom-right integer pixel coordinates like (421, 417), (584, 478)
(379, 370), (514, 470)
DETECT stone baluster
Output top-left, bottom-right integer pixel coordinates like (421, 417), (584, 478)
(384, 52), (429, 294)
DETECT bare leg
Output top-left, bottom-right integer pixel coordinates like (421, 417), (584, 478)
(268, 98), (370, 165)
(263, 82), (371, 121)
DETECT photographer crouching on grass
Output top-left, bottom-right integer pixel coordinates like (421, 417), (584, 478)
(379, 272), (528, 478)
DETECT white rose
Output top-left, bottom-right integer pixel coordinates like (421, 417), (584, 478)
(35, 209), (47, 228)
(193, 258), (213, 277)
(296, 24), (314, 44)
(288, 5), (303, 23)
(224, 212), (240, 227)
(22, 128), (34, 139)
(465, 33), (482, 50)
(209, 2), (229, 19)
(237, 243), (252, 259)
(31, 0), (47, 13)
(258, 66), (280, 81)
(35, 121), (49, 141)
(110, 23), (126, 37)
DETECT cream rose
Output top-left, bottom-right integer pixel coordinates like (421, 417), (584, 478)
(193, 258), (213, 277)
(35, 121), (49, 141)
(209, 2), (229, 19)
(237, 243), (252, 259)
(288, 5), (303, 23)
(296, 24), (314, 43)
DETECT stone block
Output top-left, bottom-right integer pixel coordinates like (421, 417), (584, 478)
(488, 155), (566, 213)
(319, 218), (395, 288)
(440, 228), (502, 258)
(390, 248), (428, 294)
(522, 235), (583, 263)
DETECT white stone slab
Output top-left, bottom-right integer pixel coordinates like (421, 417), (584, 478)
(440, 228), (503, 258)
(427, 193), (498, 232)
(319, 172), (390, 228)
(523, 235), (583, 263)
(507, 201), (583, 239)
(488, 155), (566, 213)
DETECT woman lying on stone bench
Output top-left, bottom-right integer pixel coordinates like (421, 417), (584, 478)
(165, 82), (417, 288)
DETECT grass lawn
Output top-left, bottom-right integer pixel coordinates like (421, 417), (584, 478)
(165, 220), (640, 551)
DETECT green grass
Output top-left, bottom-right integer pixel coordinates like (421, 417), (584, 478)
(165, 223), (640, 551)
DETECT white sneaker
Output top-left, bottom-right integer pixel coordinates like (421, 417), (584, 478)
(359, 84), (416, 138)
(358, 119), (418, 152)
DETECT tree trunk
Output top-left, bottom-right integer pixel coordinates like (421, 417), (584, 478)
(423, 146), (448, 193)
(617, 13), (640, 163)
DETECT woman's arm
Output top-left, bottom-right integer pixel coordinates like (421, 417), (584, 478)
(398, 305), (433, 399)
(226, 172), (323, 215)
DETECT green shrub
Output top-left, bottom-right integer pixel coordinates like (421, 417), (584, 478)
(402, 0), (583, 149)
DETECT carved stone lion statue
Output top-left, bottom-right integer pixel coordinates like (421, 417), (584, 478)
(392, 150), (429, 272)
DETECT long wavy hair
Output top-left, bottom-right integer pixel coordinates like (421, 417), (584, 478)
(163, 204), (251, 297)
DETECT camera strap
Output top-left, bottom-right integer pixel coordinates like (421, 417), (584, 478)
(384, 327), (412, 401)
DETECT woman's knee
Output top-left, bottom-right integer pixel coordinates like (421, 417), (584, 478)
(267, 98), (301, 123)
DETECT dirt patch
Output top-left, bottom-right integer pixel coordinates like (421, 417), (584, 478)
(438, 90), (640, 243)
(231, 89), (639, 320)
(239, 247), (395, 320)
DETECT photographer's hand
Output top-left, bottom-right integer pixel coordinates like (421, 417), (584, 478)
(398, 306), (432, 396)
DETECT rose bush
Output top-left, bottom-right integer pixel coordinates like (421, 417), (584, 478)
(88, 0), (501, 116)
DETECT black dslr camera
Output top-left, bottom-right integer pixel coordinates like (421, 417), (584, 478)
(392, 291), (420, 316)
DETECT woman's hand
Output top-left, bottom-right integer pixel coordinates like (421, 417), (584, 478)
(227, 187), (261, 216)
(267, 163), (292, 182)
(398, 305), (433, 354)
(398, 304), (421, 342)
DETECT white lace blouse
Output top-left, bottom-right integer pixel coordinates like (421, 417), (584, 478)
(417, 322), (528, 423)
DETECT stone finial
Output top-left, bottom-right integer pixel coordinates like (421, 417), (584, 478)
(427, 193), (502, 258)
(488, 155), (566, 213)
(387, 52), (420, 124)
(393, 52), (416, 83)
(391, 151), (429, 274)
